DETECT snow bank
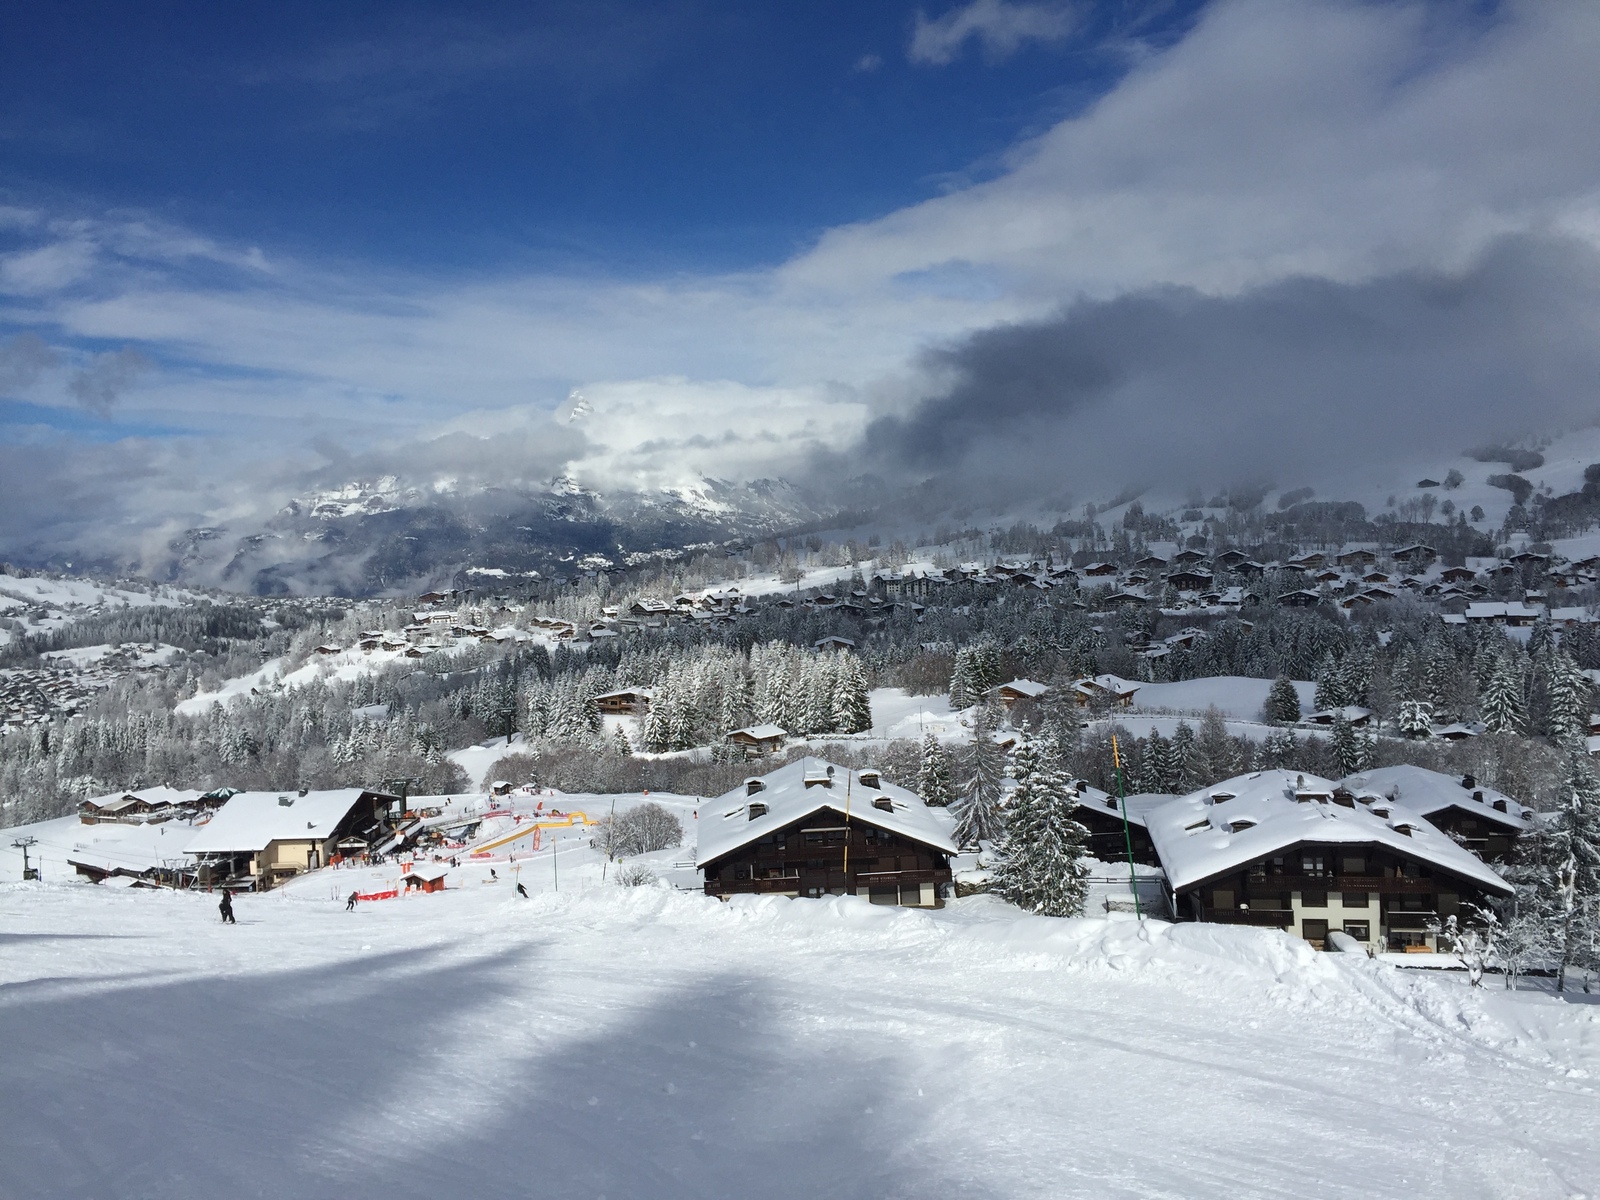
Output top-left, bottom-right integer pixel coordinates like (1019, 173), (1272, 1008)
(1, 877), (1595, 1199)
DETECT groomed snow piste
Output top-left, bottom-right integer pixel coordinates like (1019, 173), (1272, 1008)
(1, 879), (1597, 1200)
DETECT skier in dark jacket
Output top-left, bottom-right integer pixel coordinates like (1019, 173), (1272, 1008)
(219, 890), (236, 924)
(516, 882), (529, 898)
(346, 890), (359, 912)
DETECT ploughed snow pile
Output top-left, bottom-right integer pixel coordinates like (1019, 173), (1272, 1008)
(1, 881), (1596, 1200)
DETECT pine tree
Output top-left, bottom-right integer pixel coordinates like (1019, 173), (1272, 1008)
(1549, 755), (1600, 992)
(1264, 675), (1301, 726)
(990, 736), (1089, 917)
(1481, 656), (1527, 735)
(949, 647), (979, 709)
(1143, 728), (1177, 792)
(1545, 651), (1590, 750)
(916, 732), (957, 807)
(831, 652), (874, 733)
(1170, 721), (1197, 792)
(1330, 715), (1363, 776)
(952, 706), (1007, 849)
(1397, 699), (1433, 739)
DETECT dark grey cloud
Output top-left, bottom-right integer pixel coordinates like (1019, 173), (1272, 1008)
(0, 332), (56, 393)
(857, 234), (1600, 506)
(68, 347), (150, 417)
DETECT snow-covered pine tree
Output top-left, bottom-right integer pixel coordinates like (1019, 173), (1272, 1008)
(1549, 755), (1600, 992)
(1313, 652), (1345, 711)
(1143, 728), (1176, 793)
(1396, 699), (1433, 739)
(989, 735), (1089, 917)
(1330, 714), (1364, 776)
(948, 646), (978, 710)
(916, 732), (957, 807)
(952, 706), (1007, 849)
(831, 652), (874, 733)
(1545, 650), (1591, 751)
(1481, 655), (1527, 735)
(1170, 721), (1197, 792)
(1264, 675), (1301, 726)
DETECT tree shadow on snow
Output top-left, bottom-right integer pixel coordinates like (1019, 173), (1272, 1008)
(0, 943), (993, 1200)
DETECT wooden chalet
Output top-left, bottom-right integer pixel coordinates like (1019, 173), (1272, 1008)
(726, 724), (787, 758)
(1146, 771), (1513, 951)
(1070, 785), (1163, 866)
(697, 758), (956, 906)
(985, 678), (1050, 708)
(1068, 674), (1141, 708)
(594, 687), (652, 715)
(1342, 766), (1530, 864)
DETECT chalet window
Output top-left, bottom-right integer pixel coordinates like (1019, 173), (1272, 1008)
(858, 770), (881, 788)
(1438, 893), (1459, 916)
(1212, 889), (1234, 910)
(872, 797), (894, 812)
(1300, 919), (1329, 946)
(1300, 891), (1327, 909)
(746, 779), (766, 796)
(1340, 856), (1365, 875)
(747, 802), (768, 820)
(1342, 921), (1370, 941)
(1342, 892), (1370, 908)
(1301, 854), (1327, 877)
(1249, 862), (1266, 879)
(1391, 894), (1431, 912)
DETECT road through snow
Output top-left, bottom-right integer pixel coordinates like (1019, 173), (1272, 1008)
(0, 881), (1596, 1199)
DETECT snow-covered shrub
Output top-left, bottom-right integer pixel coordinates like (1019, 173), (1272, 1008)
(614, 863), (659, 888)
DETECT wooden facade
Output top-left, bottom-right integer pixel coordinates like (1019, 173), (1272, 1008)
(701, 814), (952, 906)
(1072, 797), (1161, 866)
(1179, 840), (1505, 952)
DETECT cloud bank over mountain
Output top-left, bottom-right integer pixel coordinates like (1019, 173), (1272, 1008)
(4, 0), (1600, 570)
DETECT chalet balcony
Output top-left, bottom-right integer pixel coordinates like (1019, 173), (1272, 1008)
(1246, 875), (1438, 893)
(1207, 909), (1295, 927)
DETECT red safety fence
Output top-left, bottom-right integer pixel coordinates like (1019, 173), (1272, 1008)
(356, 889), (399, 901)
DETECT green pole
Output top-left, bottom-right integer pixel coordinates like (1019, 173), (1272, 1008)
(1111, 735), (1142, 919)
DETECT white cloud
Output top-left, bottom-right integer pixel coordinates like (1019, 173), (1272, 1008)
(5, 0), (1600, 555)
(910, 0), (1076, 66)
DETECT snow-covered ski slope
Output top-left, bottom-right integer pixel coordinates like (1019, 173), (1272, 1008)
(1, 881), (1596, 1199)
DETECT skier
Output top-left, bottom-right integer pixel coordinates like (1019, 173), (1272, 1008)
(490, 868), (498, 881)
(346, 890), (358, 912)
(516, 882), (529, 898)
(219, 890), (236, 924)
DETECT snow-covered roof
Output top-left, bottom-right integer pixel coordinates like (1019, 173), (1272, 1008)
(1341, 765), (1530, 831)
(1073, 788), (1174, 828)
(1145, 769), (1511, 896)
(403, 864), (449, 882)
(988, 678), (1049, 699)
(728, 723), (786, 741)
(83, 786), (203, 813)
(184, 790), (378, 855)
(1073, 674), (1140, 699)
(695, 757), (958, 867)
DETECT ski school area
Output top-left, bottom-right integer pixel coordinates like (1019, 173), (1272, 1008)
(0, 780), (708, 907)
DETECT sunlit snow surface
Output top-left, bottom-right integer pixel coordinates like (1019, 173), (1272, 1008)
(2, 879), (1597, 1199)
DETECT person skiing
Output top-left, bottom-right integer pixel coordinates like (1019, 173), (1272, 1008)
(489, 868), (498, 881)
(219, 890), (236, 924)
(346, 890), (359, 912)
(516, 882), (528, 898)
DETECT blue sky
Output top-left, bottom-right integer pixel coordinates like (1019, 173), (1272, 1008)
(0, 1), (1202, 276)
(2, 0), (1599, 564)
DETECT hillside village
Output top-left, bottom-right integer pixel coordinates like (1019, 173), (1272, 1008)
(5, 484), (1600, 993)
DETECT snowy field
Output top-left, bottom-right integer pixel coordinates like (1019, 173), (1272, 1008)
(1131, 677), (1317, 721)
(2, 879), (1598, 1200)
